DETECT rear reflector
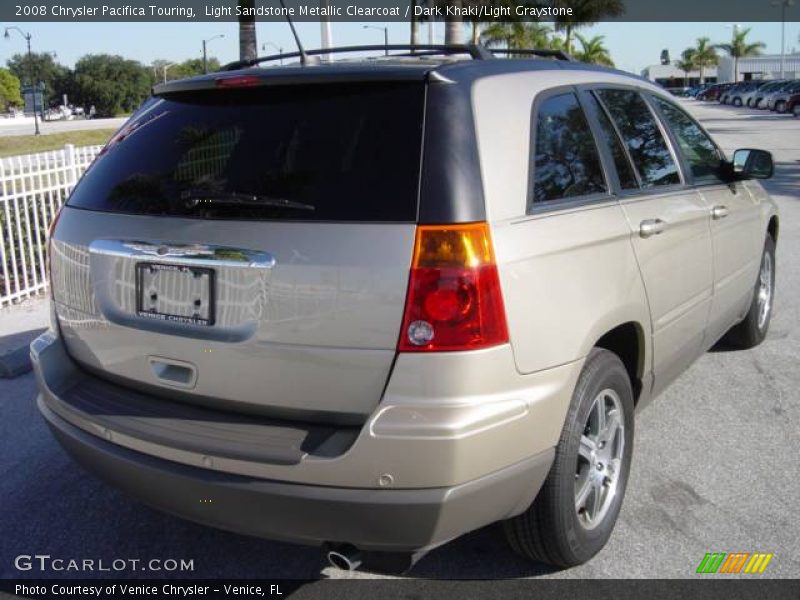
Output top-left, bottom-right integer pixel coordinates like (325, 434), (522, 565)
(398, 222), (509, 352)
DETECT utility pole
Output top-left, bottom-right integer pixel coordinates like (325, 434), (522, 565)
(202, 34), (225, 74)
(772, 0), (795, 80)
(363, 25), (389, 56)
(4, 26), (40, 135)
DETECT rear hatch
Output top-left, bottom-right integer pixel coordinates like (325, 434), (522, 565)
(51, 79), (425, 424)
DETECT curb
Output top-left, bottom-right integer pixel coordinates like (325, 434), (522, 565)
(0, 345), (33, 379)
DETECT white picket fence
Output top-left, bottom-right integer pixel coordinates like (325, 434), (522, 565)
(0, 144), (103, 307)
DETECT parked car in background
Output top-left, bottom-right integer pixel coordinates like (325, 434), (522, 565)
(686, 83), (712, 97)
(768, 80), (800, 112)
(32, 45), (780, 574)
(697, 83), (733, 101)
(743, 80), (786, 107)
(719, 82), (744, 104)
(723, 81), (766, 106)
(786, 92), (800, 117)
(758, 80), (797, 109)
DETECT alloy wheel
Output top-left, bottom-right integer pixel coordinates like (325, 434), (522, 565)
(575, 389), (625, 530)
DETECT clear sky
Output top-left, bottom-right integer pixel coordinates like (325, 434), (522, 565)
(2, 20), (798, 75)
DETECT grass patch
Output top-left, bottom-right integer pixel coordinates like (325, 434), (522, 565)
(0, 129), (116, 158)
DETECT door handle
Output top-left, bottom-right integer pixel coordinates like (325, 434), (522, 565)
(711, 205), (730, 220)
(639, 218), (667, 238)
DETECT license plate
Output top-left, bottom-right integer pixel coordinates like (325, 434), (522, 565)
(136, 263), (215, 326)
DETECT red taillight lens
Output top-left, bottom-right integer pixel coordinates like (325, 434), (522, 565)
(398, 222), (509, 352)
(215, 75), (262, 89)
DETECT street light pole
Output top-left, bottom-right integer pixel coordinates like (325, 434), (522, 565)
(202, 34), (225, 74)
(772, 0), (795, 80)
(163, 63), (176, 83)
(363, 25), (389, 55)
(4, 26), (40, 135)
(262, 42), (284, 65)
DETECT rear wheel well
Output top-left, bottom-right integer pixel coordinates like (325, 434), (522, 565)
(595, 323), (644, 405)
(768, 216), (778, 243)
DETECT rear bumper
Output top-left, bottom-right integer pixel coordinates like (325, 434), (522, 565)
(31, 330), (566, 551)
(41, 404), (550, 551)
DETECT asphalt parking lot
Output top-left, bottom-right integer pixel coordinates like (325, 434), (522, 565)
(0, 99), (798, 582)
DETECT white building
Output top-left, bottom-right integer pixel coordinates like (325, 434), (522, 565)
(717, 54), (800, 82)
(642, 54), (800, 87)
(640, 64), (718, 88)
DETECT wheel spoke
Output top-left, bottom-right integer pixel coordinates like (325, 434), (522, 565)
(588, 478), (604, 520)
(575, 475), (593, 512)
(579, 435), (596, 461)
(603, 411), (621, 446)
(594, 395), (606, 433)
(608, 458), (622, 482)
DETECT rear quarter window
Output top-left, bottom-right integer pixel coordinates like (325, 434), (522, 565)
(68, 82), (425, 222)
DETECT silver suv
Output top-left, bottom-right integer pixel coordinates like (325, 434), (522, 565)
(32, 45), (779, 573)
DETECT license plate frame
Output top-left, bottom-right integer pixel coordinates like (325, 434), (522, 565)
(135, 262), (216, 326)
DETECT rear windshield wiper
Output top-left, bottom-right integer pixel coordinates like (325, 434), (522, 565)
(181, 192), (315, 212)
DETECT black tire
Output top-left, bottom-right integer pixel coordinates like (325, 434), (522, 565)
(733, 97), (742, 107)
(723, 235), (776, 349)
(775, 100), (786, 114)
(503, 348), (634, 567)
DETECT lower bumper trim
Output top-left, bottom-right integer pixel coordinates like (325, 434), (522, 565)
(41, 399), (553, 552)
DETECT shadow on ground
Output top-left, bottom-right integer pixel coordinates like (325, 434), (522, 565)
(0, 328), (45, 357)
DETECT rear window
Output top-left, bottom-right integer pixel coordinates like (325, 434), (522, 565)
(68, 83), (425, 222)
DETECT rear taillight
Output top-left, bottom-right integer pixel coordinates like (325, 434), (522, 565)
(398, 222), (508, 352)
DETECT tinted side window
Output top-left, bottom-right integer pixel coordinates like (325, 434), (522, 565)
(588, 93), (638, 190)
(652, 96), (725, 185)
(596, 89), (681, 188)
(531, 92), (607, 207)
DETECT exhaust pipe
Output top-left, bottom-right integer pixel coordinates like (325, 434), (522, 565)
(325, 544), (362, 571)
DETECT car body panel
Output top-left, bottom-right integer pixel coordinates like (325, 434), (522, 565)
(35, 57), (780, 554)
(51, 207), (416, 422)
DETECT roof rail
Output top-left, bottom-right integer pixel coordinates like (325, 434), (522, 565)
(487, 48), (575, 62)
(220, 43), (572, 71)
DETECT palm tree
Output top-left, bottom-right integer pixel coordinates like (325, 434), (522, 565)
(715, 27), (765, 83)
(410, 0), (421, 45)
(692, 37), (718, 85)
(444, 0), (465, 44)
(550, 0), (624, 54)
(574, 33), (614, 66)
(482, 22), (552, 51)
(238, 0), (257, 61)
(675, 48), (697, 87)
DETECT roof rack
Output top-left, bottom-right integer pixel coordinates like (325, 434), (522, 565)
(220, 43), (572, 71)
(488, 48), (575, 62)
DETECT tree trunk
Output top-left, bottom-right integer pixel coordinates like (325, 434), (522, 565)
(734, 56), (738, 82)
(238, 0), (258, 62)
(444, 0), (464, 45)
(699, 66), (704, 85)
(410, 0), (420, 46)
(564, 25), (573, 54)
(471, 22), (480, 44)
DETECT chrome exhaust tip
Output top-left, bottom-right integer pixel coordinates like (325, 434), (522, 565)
(326, 544), (362, 571)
